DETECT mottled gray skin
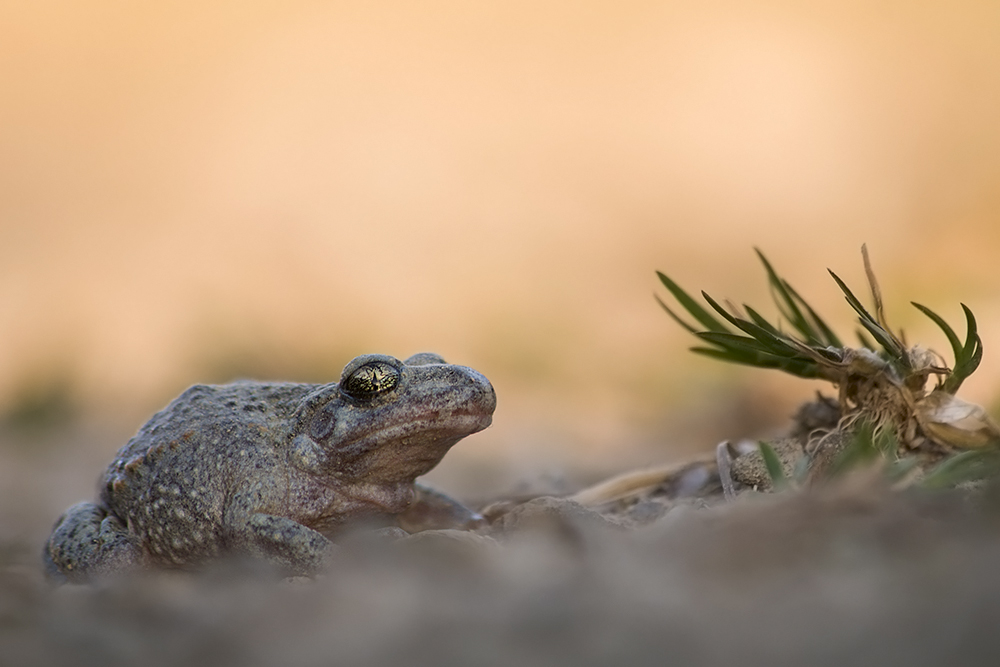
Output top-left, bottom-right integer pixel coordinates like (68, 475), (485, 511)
(44, 353), (496, 583)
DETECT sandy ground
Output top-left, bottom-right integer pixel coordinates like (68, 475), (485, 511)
(4, 423), (1000, 666)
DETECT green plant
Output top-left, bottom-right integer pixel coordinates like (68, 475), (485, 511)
(657, 246), (1000, 458)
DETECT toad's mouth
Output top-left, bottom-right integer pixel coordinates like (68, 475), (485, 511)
(339, 407), (493, 455)
(327, 407), (493, 481)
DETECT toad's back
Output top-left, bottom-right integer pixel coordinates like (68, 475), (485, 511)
(101, 382), (315, 564)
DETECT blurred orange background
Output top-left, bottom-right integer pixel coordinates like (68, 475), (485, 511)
(2, 1), (1000, 524)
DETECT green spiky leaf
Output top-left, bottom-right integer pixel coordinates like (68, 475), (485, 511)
(828, 269), (911, 373)
(756, 249), (821, 344)
(700, 294), (802, 357)
(886, 456), (921, 483)
(922, 450), (1000, 489)
(911, 302), (962, 359)
(949, 304), (983, 393)
(829, 420), (899, 477)
(759, 441), (790, 490)
(912, 302), (983, 394)
(656, 272), (729, 334)
(656, 250), (984, 405)
(782, 281), (843, 348)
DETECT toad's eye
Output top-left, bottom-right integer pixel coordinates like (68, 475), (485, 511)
(341, 361), (400, 399)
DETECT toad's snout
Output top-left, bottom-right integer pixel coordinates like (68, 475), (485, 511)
(458, 365), (497, 423)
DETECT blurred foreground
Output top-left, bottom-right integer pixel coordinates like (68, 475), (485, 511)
(4, 478), (1000, 666)
(3, 0), (1000, 471)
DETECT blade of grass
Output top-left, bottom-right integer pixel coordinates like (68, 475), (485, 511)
(829, 270), (878, 328)
(960, 304), (979, 361)
(859, 246), (907, 369)
(943, 304), (983, 393)
(862, 244), (891, 335)
(856, 329), (877, 351)
(857, 318), (907, 362)
(743, 305), (783, 337)
(873, 423), (899, 457)
(755, 249), (820, 343)
(758, 442), (790, 490)
(786, 339), (843, 365)
(656, 272), (730, 334)
(689, 347), (824, 379)
(696, 332), (797, 358)
(922, 450), (1000, 489)
(946, 338), (982, 393)
(783, 282), (843, 347)
(828, 419), (896, 477)
(840, 249), (908, 370)
(829, 268), (905, 361)
(655, 294), (700, 334)
(912, 302), (962, 361)
(886, 457), (921, 484)
(700, 294), (802, 357)
(689, 347), (765, 365)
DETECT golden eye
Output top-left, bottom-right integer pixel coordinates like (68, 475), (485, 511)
(341, 361), (400, 398)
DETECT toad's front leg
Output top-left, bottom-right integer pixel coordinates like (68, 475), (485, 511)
(396, 483), (486, 533)
(231, 513), (335, 575)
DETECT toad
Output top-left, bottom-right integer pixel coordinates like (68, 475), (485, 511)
(44, 353), (496, 582)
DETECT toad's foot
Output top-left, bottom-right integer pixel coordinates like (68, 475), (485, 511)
(43, 502), (143, 584)
(396, 483), (486, 533)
